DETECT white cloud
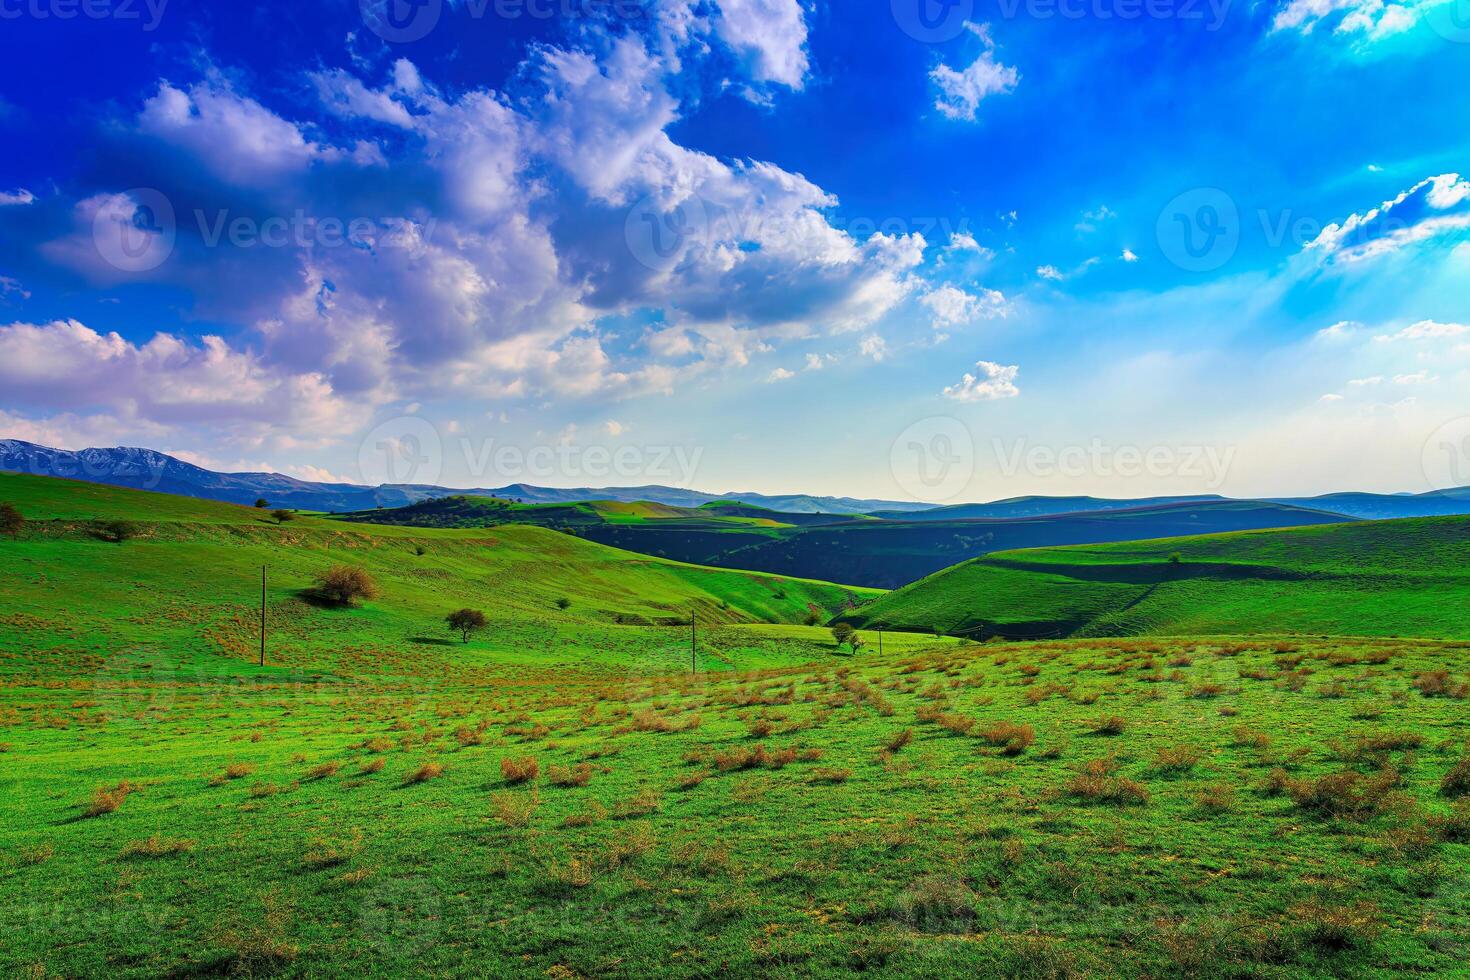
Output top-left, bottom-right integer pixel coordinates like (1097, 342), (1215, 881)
(0, 189), (34, 206)
(0, 319), (353, 439)
(1272, 0), (1448, 42)
(920, 284), (1009, 328)
(1377, 319), (1469, 342)
(767, 367), (795, 382)
(945, 232), (994, 259)
(943, 360), (1020, 402)
(1037, 264), (1064, 281)
(1316, 320), (1362, 341)
(804, 353), (828, 371)
(1394, 370), (1437, 384)
(859, 335), (887, 361)
(1348, 376), (1383, 386)
(712, 0), (810, 93)
(604, 419), (628, 436)
(137, 76), (378, 186)
(1121, 249), (1139, 263)
(930, 24), (1019, 123)
(1306, 173), (1470, 264)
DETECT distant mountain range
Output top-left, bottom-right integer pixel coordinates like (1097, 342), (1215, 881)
(0, 440), (932, 515)
(3, 439), (1468, 521)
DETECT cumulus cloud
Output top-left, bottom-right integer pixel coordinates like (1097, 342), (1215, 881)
(859, 335), (887, 361)
(1306, 173), (1470, 264)
(0, 319), (353, 440)
(930, 24), (1019, 122)
(766, 367), (795, 382)
(920, 284), (1009, 328)
(712, 0), (810, 93)
(943, 360), (1020, 402)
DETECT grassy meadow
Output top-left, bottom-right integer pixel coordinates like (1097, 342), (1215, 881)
(3, 474), (1470, 976)
(849, 517), (1470, 641)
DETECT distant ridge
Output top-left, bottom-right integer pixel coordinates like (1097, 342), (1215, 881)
(0, 440), (932, 516)
(3, 439), (1468, 521)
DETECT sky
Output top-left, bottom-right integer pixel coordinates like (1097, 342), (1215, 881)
(0, 0), (1468, 503)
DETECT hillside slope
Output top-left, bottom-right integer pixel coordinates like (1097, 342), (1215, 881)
(345, 497), (1353, 589)
(846, 516), (1470, 640)
(0, 473), (876, 678)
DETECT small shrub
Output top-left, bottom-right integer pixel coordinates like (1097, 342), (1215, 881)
(979, 721), (1035, 756)
(84, 782), (137, 817)
(1291, 900), (1381, 950)
(403, 761), (445, 785)
(501, 757), (539, 784)
(1441, 756), (1470, 798)
(305, 762), (339, 781)
(224, 763), (255, 780)
(1414, 671), (1469, 699)
(0, 503), (23, 535)
(311, 565), (380, 607)
(492, 791), (537, 827)
(359, 758), (385, 775)
(810, 767), (852, 784)
(1152, 744), (1203, 774)
(613, 788), (662, 818)
(884, 728), (914, 754)
(547, 763), (593, 787)
(1196, 783), (1237, 813)
(119, 835), (195, 858)
(1089, 716), (1127, 737)
(1288, 769), (1399, 819)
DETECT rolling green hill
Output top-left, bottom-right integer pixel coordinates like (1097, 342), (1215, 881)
(7, 475), (1470, 977)
(844, 516), (1470, 640)
(344, 497), (1353, 589)
(0, 473), (880, 679)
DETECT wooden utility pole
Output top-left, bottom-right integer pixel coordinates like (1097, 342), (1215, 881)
(260, 565), (267, 667)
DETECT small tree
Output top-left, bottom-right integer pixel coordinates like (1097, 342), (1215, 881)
(313, 565), (380, 607)
(446, 608), (488, 643)
(831, 623), (856, 650)
(254, 498), (269, 509)
(555, 597), (572, 611)
(271, 509), (295, 525)
(95, 519), (139, 543)
(0, 503), (22, 536)
(1168, 552), (1183, 565)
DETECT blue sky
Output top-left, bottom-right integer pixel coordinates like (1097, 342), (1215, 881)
(1, 0), (1467, 501)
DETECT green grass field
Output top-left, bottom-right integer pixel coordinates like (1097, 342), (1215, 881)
(847, 517), (1470, 641)
(4, 475), (1470, 977)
